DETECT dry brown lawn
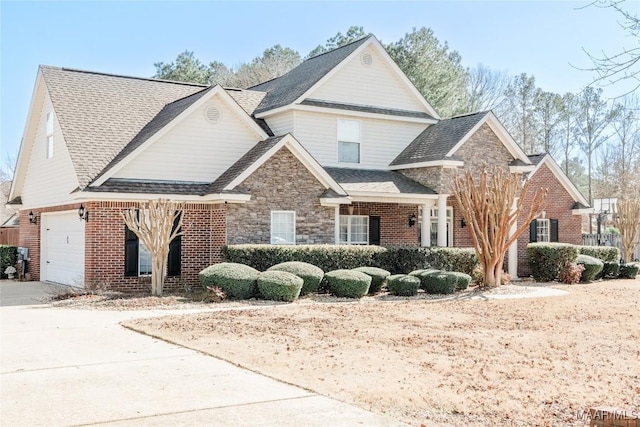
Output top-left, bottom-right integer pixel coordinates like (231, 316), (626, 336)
(124, 280), (640, 427)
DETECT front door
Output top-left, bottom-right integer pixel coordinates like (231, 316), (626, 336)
(369, 216), (381, 245)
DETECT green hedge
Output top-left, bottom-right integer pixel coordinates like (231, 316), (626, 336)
(222, 244), (385, 272)
(423, 247), (478, 275)
(599, 262), (620, 279)
(448, 271), (472, 290)
(619, 263), (639, 279)
(257, 271), (303, 302)
(376, 246), (430, 274)
(576, 254), (604, 282)
(378, 246), (478, 275)
(408, 269), (438, 289)
(578, 246), (620, 263)
(199, 262), (259, 299)
(267, 261), (324, 295)
(353, 266), (390, 294)
(0, 245), (17, 279)
(420, 271), (458, 295)
(387, 274), (421, 296)
(528, 243), (579, 282)
(325, 270), (371, 298)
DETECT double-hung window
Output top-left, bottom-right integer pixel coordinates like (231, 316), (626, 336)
(339, 215), (368, 244)
(271, 211), (295, 245)
(337, 119), (360, 164)
(536, 218), (550, 243)
(46, 112), (54, 159)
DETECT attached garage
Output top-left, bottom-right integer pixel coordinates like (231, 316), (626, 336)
(40, 211), (85, 287)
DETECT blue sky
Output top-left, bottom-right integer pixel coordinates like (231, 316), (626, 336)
(1, 1), (635, 167)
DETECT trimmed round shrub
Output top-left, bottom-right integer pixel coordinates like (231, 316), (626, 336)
(325, 270), (371, 298)
(257, 271), (303, 302)
(421, 271), (458, 295)
(353, 266), (390, 294)
(576, 254), (604, 282)
(409, 269), (439, 289)
(267, 261), (324, 295)
(599, 262), (620, 279)
(449, 272), (472, 290)
(199, 262), (259, 300)
(387, 274), (421, 296)
(619, 263), (639, 279)
(528, 243), (579, 282)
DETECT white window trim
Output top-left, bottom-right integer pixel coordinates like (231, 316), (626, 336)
(537, 218), (550, 243)
(337, 118), (361, 164)
(271, 210), (296, 245)
(138, 240), (152, 276)
(46, 112), (54, 159)
(420, 207), (453, 247)
(339, 215), (369, 245)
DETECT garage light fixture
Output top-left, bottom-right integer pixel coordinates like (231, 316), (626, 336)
(78, 204), (88, 222)
(28, 211), (37, 224)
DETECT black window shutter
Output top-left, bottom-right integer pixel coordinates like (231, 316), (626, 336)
(550, 219), (559, 242)
(529, 220), (538, 243)
(167, 213), (182, 276)
(124, 226), (139, 277)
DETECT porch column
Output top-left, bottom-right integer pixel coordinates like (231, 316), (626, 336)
(508, 198), (518, 277)
(421, 202), (432, 247)
(334, 205), (341, 244)
(437, 194), (448, 247)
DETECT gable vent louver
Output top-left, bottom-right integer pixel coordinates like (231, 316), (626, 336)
(204, 106), (222, 124)
(360, 52), (373, 67)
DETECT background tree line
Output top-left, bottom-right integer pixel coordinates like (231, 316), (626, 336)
(154, 7), (639, 205)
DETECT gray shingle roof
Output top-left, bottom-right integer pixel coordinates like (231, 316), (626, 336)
(390, 111), (488, 166)
(41, 66), (208, 189)
(86, 179), (212, 196)
(249, 36), (372, 114)
(325, 167), (435, 195)
(527, 153), (547, 165)
(300, 99), (435, 120)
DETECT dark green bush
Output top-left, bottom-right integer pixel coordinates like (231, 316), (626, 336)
(421, 271), (458, 295)
(257, 271), (303, 302)
(424, 247), (478, 275)
(599, 262), (620, 279)
(353, 266), (390, 294)
(0, 245), (17, 279)
(618, 263), (639, 279)
(576, 254), (604, 282)
(578, 246), (620, 263)
(527, 243), (579, 282)
(386, 274), (421, 296)
(325, 270), (371, 298)
(408, 269), (438, 289)
(267, 261), (324, 295)
(376, 246), (430, 274)
(448, 272), (472, 290)
(199, 262), (259, 299)
(222, 244), (385, 272)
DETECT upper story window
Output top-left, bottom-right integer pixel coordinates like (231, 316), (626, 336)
(46, 112), (54, 159)
(337, 119), (360, 163)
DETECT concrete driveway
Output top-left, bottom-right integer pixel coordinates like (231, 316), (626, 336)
(0, 281), (405, 426)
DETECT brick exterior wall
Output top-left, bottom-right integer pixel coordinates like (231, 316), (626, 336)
(226, 147), (335, 244)
(517, 163), (583, 277)
(339, 202), (419, 245)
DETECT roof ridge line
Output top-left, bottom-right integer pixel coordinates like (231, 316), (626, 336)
(306, 34), (374, 60)
(446, 111), (489, 120)
(42, 65), (210, 88)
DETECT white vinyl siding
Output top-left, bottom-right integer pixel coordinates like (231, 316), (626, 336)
(46, 112), (54, 158)
(308, 45), (426, 112)
(21, 91), (80, 208)
(337, 119), (360, 163)
(537, 218), (550, 243)
(271, 211), (295, 245)
(294, 110), (426, 169)
(113, 95), (261, 183)
(339, 215), (368, 244)
(264, 111), (294, 136)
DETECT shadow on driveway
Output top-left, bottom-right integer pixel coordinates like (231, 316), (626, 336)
(0, 281), (72, 307)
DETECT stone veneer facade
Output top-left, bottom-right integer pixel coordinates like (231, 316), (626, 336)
(226, 147), (335, 244)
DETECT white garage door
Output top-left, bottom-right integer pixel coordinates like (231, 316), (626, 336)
(41, 211), (85, 287)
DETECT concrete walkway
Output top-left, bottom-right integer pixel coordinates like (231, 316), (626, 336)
(0, 282), (405, 426)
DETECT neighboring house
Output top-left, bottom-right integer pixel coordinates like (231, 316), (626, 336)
(8, 35), (589, 289)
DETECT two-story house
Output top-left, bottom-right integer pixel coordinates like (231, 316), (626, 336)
(8, 35), (589, 289)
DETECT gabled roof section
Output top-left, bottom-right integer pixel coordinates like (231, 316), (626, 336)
(300, 99), (436, 120)
(390, 111), (530, 168)
(325, 167), (436, 195)
(39, 66), (207, 189)
(391, 112), (487, 166)
(250, 36), (372, 114)
(91, 85), (270, 186)
(212, 134), (346, 196)
(529, 154), (589, 208)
